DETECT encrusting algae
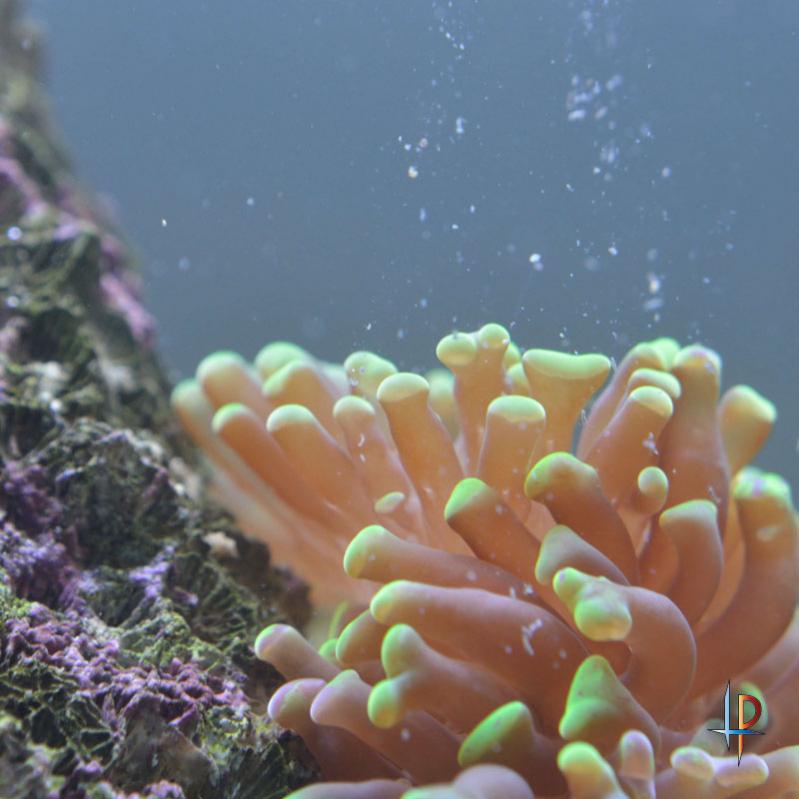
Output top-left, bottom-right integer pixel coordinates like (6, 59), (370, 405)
(173, 323), (799, 798)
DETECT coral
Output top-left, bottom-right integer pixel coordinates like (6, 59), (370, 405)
(177, 324), (799, 797)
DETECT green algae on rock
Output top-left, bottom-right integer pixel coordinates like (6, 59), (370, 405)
(0, 3), (314, 797)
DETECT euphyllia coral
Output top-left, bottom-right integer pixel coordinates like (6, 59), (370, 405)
(176, 323), (799, 798)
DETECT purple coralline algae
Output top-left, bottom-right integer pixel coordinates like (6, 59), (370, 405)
(0, 3), (315, 797)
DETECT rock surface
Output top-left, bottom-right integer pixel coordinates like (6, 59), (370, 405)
(0, 3), (315, 796)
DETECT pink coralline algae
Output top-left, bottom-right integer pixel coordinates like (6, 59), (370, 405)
(0, 119), (156, 351)
(3, 605), (248, 737)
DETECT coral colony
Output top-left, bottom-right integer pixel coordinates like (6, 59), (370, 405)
(174, 323), (799, 798)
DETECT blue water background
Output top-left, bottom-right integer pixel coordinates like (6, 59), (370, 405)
(30, 1), (799, 478)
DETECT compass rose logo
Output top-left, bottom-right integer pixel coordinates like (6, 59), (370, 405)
(708, 681), (764, 764)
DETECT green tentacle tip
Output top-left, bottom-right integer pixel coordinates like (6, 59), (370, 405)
(369, 580), (411, 624)
(254, 341), (309, 375)
(381, 623), (422, 675)
(659, 497), (717, 526)
(552, 568), (631, 641)
(266, 403), (317, 432)
(731, 384), (777, 422)
(318, 638), (338, 664)
(343, 525), (389, 577)
(557, 741), (620, 788)
(197, 349), (246, 373)
(344, 350), (398, 378)
(376, 372), (429, 404)
(374, 491), (405, 515)
(211, 402), (249, 433)
(487, 394), (545, 424)
(733, 467), (792, 506)
(525, 452), (589, 498)
(559, 655), (634, 743)
(262, 357), (312, 397)
(436, 330), (478, 368)
(670, 746), (715, 779)
(444, 477), (490, 520)
(170, 378), (199, 405)
(646, 336), (680, 368)
(522, 349), (611, 381)
(535, 526), (579, 585)
(401, 788), (446, 799)
(367, 678), (403, 728)
(253, 624), (282, 660)
(638, 465), (668, 493)
(476, 322), (511, 348)
(458, 701), (531, 767)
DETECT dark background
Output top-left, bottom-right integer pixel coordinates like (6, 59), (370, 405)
(29, 1), (798, 481)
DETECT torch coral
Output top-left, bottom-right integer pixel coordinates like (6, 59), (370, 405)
(174, 324), (799, 798)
